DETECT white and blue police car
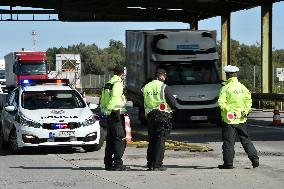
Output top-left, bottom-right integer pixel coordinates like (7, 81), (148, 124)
(0, 79), (104, 153)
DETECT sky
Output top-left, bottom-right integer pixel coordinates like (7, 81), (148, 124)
(0, 2), (283, 59)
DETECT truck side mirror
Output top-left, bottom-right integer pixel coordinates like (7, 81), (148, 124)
(13, 64), (16, 73)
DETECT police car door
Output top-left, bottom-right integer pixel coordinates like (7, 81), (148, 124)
(2, 88), (19, 137)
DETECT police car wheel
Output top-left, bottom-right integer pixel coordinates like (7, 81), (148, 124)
(138, 107), (148, 125)
(0, 125), (8, 150)
(0, 126), (3, 150)
(9, 128), (22, 154)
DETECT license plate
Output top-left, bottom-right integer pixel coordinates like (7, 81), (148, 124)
(190, 116), (208, 121)
(53, 131), (75, 137)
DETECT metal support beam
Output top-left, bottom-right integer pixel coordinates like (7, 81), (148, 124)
(261, 3), (273, 93)
(221, 13), (231, 80)
(190, 20), (198, 30)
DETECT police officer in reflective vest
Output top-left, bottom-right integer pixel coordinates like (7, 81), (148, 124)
(218, 65), (259, 169)
(101, 65), (129, 171)
(142, 68), (172, 171)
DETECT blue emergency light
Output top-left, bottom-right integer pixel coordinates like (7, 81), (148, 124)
(20, 79), (70, 86)
(21, 80), (30, 84)
(53, 123), (69, 129)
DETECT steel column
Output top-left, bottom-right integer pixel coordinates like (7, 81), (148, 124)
(221, 13), (231, 80)
(261, 3), (273, 93)
(190, 20), (198, 30)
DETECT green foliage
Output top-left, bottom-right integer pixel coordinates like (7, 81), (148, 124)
(46, 40), (125, 75)
(46, 37), (284, 96)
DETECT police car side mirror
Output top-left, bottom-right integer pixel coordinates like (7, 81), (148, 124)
(89, 103), (98, 110)
(5, 105), (16, 112)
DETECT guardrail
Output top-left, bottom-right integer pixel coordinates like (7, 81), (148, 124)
(252, 93), (284, 111)
(252, 93), (284, 101)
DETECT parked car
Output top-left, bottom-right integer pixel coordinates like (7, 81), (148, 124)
(0, 79), (104, 153)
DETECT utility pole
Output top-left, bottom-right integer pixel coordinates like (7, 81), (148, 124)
(31, 30), (37, 51)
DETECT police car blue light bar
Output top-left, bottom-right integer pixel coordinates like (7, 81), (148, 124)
(20, 79), (70, 86)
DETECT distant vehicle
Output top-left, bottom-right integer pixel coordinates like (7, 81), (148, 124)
(0, 79), (104, 153)
(126, 29), (222, 124)
(4, 51), (48, 91)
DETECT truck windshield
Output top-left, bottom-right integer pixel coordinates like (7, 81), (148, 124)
(160, 62), (219, 85)
(19, 62), (47, 74)
(22, 90), (86, 110)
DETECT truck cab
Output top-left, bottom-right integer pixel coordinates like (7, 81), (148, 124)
(4, 51), (48, 91)
(126, 30), (222, 125)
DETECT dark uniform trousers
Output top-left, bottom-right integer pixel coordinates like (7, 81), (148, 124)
(222, 122), (259, 165)
(104, 111), (126, 168)
(146, 110), (168, 169)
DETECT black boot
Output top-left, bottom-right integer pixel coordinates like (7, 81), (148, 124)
(218, 164), (233, 169)
(251, 158), (259, 168)
(111, 165), (130, 171)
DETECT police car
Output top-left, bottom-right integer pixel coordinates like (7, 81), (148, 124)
(0, 79), (104, 153)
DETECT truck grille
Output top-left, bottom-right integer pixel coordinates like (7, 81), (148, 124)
(176, 98), (218, 105)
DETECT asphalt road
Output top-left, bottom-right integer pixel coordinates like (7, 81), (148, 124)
(0, 110), (283, 189)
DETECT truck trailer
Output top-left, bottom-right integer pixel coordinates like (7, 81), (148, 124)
(126, 29), (222, 124)
(4, 51), (48, 91)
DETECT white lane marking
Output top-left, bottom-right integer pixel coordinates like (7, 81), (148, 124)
(248, 123), (284, 131)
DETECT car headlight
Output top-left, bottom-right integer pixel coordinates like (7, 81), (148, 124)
(80, 114), (98, 127)
(19, 116), (42, 128)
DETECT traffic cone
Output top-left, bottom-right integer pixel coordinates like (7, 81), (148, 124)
(272, 104), (281, 126)
(124, 114), (132, 144)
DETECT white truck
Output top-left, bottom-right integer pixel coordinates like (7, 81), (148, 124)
(126, 29), (222, 124)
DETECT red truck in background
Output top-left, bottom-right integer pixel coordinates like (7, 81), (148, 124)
(4, 51), (48, 91)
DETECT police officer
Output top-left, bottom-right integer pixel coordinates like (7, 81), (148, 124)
(218, 65), (259, 169)
(142, 68), (172, 171)
(102, 65), (129, 171)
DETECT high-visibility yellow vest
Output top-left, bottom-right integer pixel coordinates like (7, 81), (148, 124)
(100, 75), (126, 115)
(218, 77), (252, 124)
(142, 79), (171, 115)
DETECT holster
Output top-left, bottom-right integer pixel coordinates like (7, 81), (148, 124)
(110, 110), (121, 122)
(148, 109), (172, 133)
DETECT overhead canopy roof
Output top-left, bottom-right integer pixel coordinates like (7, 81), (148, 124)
(0, 0), (281, 22)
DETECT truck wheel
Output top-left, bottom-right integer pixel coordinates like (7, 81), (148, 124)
(9, 128), (22, 154)
(212, 119), (223, 127)
(82, 127), (105, 152)
(138, 107), (148, 125)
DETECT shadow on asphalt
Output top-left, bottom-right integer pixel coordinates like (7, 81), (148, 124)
(132, 119), (284, 143)
(0, 147), (84, 156)
(130, 164), (217, 170)
(9, 166), (106, 171)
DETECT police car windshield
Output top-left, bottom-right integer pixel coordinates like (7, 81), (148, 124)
(160, 62), (219, 85)
(21, 90), (86, 110)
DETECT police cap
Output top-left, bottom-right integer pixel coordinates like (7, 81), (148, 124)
(224, 65), (239, 73)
